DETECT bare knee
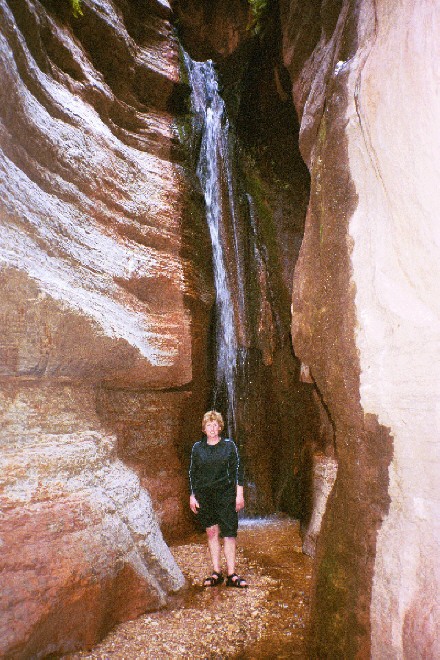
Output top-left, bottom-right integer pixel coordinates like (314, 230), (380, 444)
(206, 524), (220, 540)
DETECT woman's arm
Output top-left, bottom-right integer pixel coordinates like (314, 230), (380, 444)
(236, 484), (244, 512)
(190, 493), (200, 513)
(189, 442), (198, 496)
(229, 440), (244, 487)
(189, 445), (200, 513)
(229, 441), (245, 511)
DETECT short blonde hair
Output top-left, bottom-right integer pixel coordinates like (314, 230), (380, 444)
(202, 410), (224, 432)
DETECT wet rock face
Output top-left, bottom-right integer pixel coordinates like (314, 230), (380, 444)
(0, 0), (212, 655)
(173, 0), (251, 61)
(177, 0), (319, 519)
(282, 0), (440, 657)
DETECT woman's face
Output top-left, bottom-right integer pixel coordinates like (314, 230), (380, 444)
(205, 420), (220, 438)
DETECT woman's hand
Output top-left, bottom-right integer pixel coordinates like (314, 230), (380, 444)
(235, 485), (245, 512)
(190, 494), (200, 514)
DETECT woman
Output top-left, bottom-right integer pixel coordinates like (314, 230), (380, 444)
(189, 410), (248, 588)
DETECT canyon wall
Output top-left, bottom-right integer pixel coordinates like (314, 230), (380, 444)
(282, 0), (440, 657)
(3, 0), (438, 656)
(0, 0), (213, 655)
(175, 0), (321, 519)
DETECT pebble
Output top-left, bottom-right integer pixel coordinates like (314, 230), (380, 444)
(66, 516), (312, 659)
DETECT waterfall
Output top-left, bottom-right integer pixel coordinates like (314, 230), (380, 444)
(184, 53), (244, 437)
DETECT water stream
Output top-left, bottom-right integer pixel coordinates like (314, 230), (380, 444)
(184, 53), (245, 437)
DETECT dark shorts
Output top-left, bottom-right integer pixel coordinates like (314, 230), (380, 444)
(196, 484), (238, 538)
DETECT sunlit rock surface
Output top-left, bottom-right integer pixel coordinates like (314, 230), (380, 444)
(0, 0), (213, 655)
(282, 0), (440, 657)
(301, 452), (337, 558)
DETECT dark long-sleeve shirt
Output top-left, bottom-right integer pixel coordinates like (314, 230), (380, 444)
(189, 437), (244, 495)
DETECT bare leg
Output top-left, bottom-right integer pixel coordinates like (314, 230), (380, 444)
(206, 524), (221, 573)
(224, 536), (247, 587)
(223, 536), (236, 576)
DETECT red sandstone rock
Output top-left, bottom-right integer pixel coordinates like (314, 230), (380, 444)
(173, 0), (251, 61)
(0, 0), (213, 655)
(301, 453), (337, 558)
(0, 383), (185, 657)
(282, 0), (440, 657)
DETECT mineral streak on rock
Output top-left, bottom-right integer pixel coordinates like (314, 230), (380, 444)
(282, 0), (440, 657)
(0, 0), (213, 655)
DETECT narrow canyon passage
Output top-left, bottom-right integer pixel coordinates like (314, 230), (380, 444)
(2, 0), (440, 657)
(67, 517), (313, 659)
(178, 0), (319, 525)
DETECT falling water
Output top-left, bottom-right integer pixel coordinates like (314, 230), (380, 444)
(185, 54), (244, 436)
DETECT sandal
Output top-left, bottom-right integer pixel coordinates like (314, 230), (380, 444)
(226, 573), (248, 588)
(202, 571), (224, 587)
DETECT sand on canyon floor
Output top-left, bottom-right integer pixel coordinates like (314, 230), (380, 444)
(67, 516), (313, 659)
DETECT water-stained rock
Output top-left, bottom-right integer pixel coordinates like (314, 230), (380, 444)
(173, 0), (251, 61)
(178, 0), (318, 520)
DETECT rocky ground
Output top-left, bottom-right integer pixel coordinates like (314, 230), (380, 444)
(67, 516), (313, 659)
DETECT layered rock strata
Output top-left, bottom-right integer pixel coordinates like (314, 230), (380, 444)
(282, 0), (440, 657)
(5, 0), (437, 657)
(0, 0), (213, 655)
(1, 381), (183, 657)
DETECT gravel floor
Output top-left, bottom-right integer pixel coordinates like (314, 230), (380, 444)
(67, 516), (312, 659)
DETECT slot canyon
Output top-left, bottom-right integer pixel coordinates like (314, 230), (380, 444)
(0, 0), (439, 658)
